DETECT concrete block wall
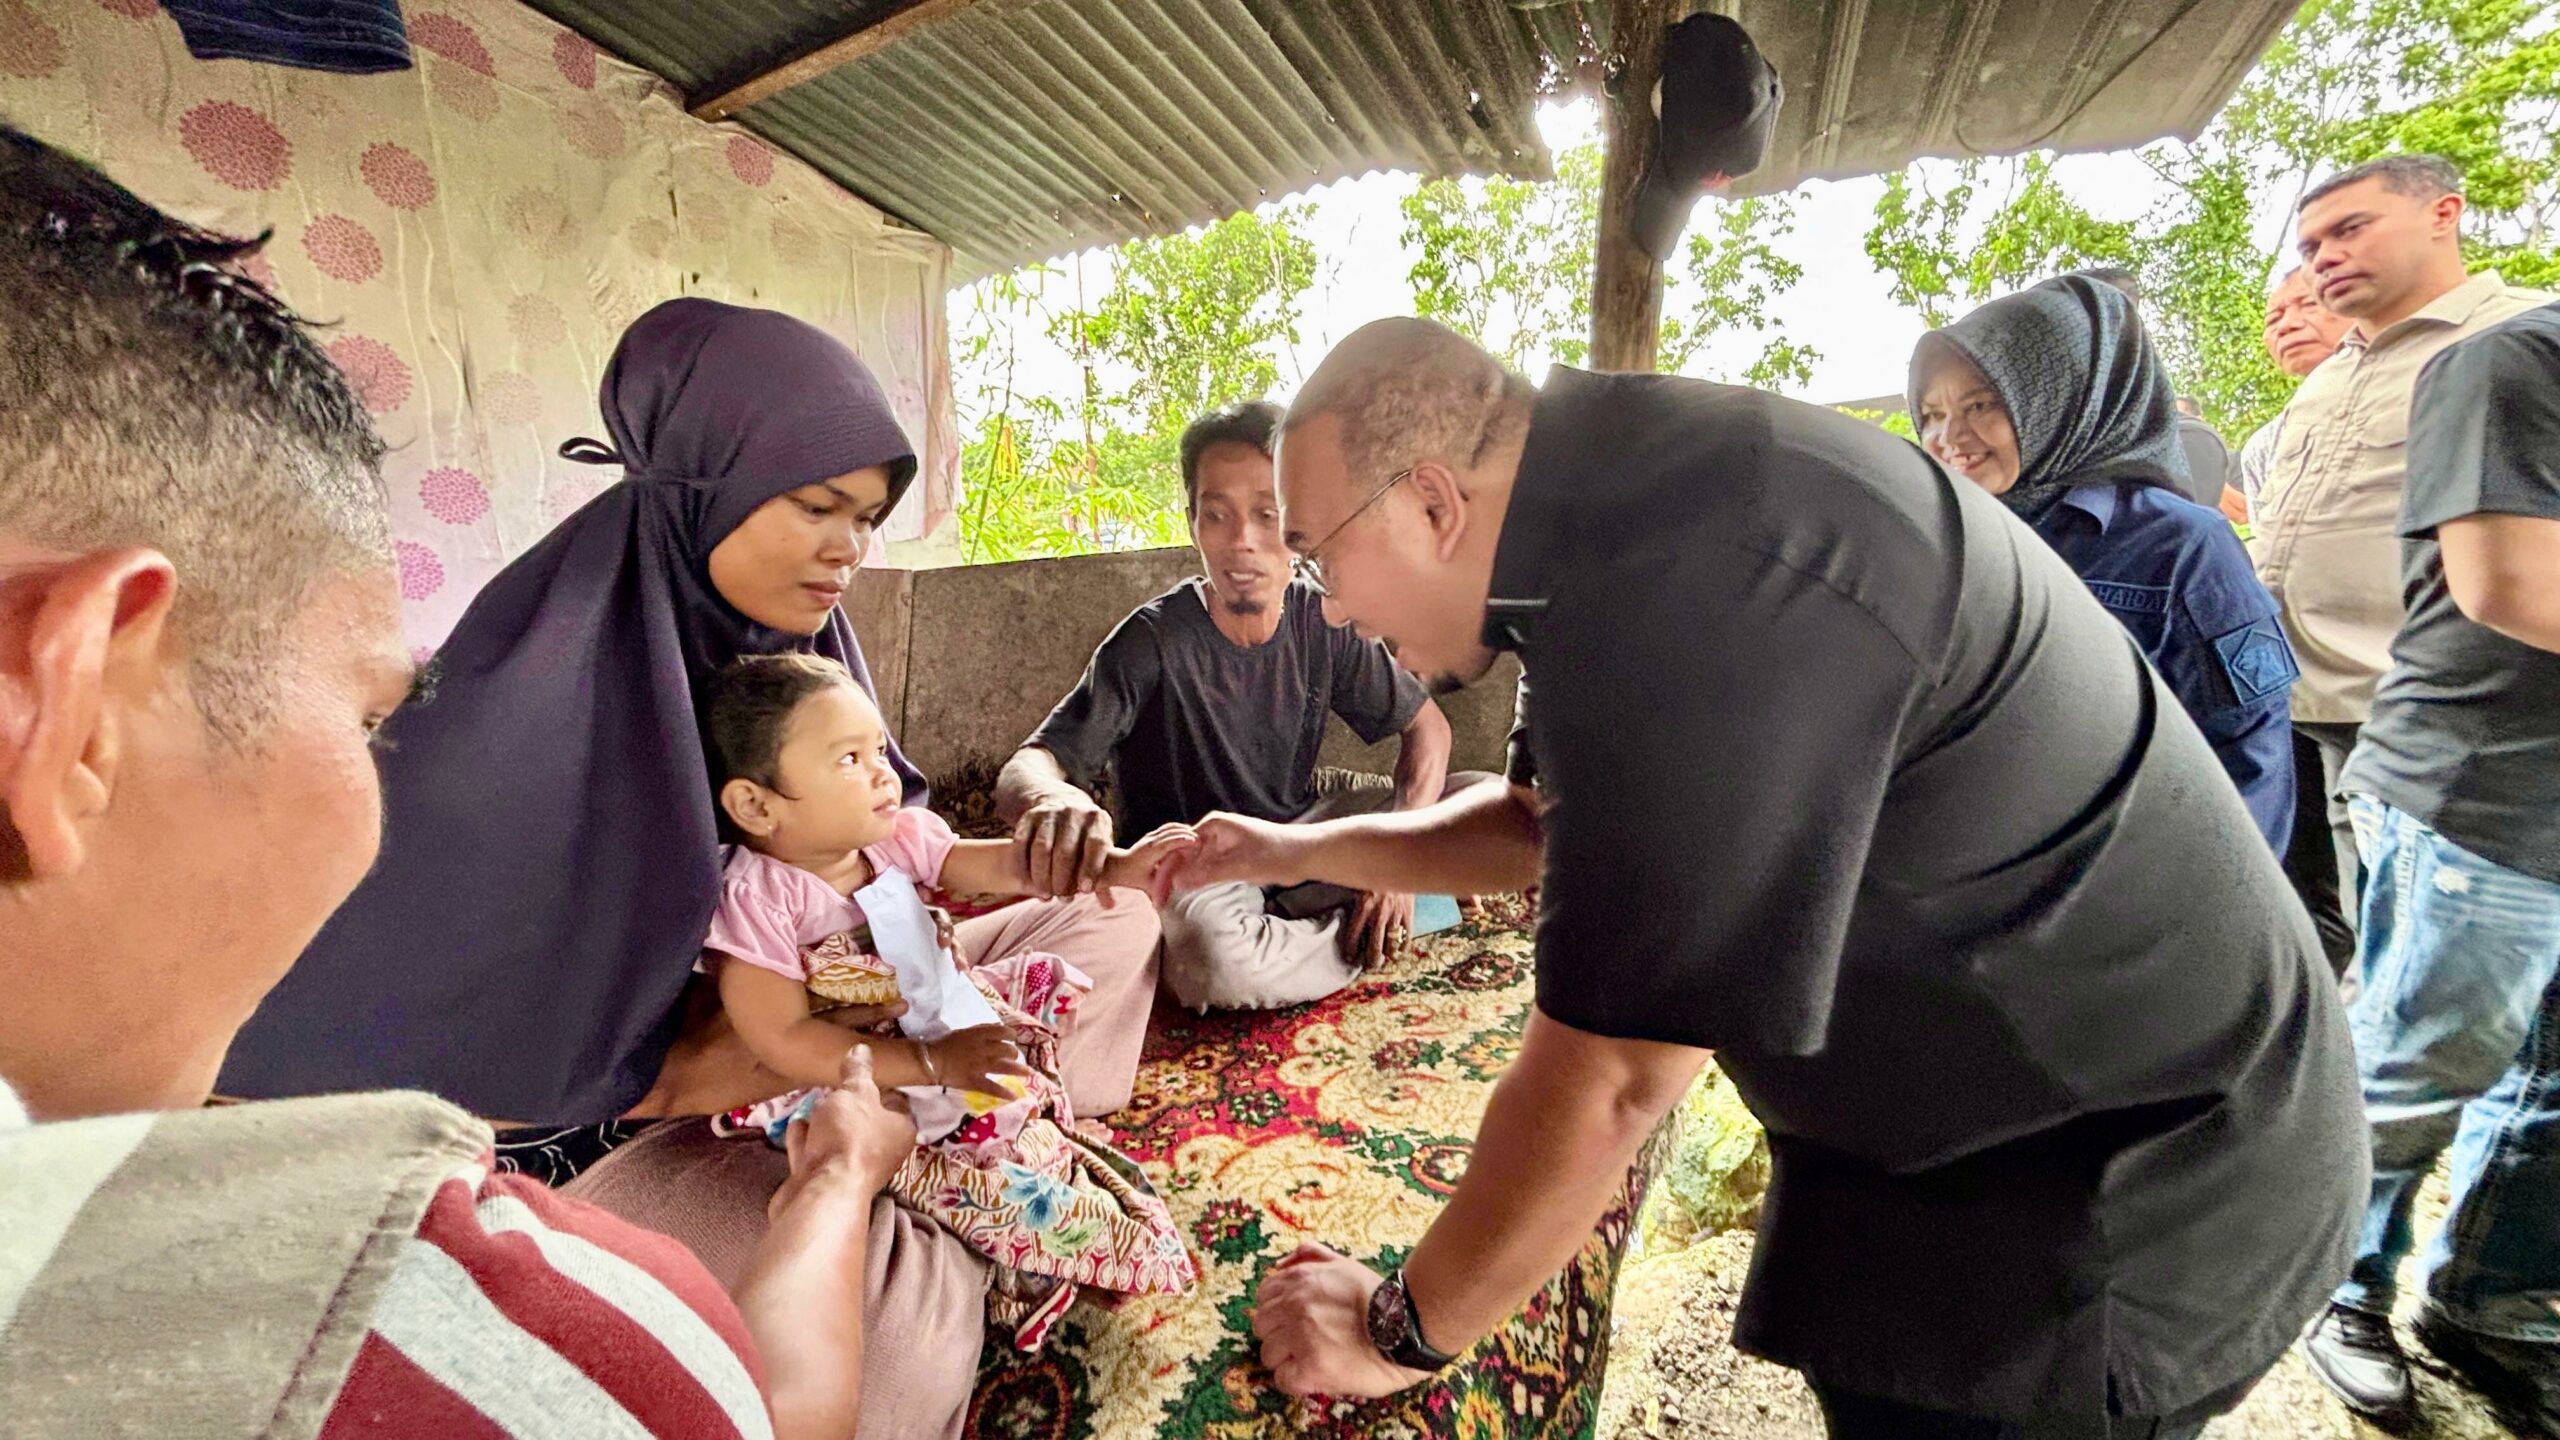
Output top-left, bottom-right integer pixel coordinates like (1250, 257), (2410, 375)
(846, 547), (1522, 784)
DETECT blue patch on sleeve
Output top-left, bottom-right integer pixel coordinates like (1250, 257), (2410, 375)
(2211, 618), (2300, 704)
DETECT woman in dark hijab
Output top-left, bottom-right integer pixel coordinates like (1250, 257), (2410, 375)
(1911, 275), (2298, 850)
(221, 299), (1160, 1133)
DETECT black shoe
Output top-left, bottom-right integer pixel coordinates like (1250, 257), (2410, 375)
(2303, 1303), (2415, 1426)
(2414, 1310), (2560, 1439)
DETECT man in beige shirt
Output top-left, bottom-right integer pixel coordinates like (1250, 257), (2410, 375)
(2253, 153), (2552, 959)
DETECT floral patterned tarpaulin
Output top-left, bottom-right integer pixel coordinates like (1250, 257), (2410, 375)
(967, 901), (1662, 1439)
(0, 0), (957, 654)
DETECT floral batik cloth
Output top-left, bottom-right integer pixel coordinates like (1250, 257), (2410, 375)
(718, 934), (1196, 1350)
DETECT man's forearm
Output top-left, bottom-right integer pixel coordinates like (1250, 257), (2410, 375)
(733, 1167), (877, 1440)
(2442, 515), (2560, 654)
(1391, 703), (1454, 812)
(994, 745), (1081, 825)
(1294, 780), (1541, 895)
(2469, 589), (2560, 653)
(1402, 1011), (1708, 1354)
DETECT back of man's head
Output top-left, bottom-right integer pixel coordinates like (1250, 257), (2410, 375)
(0, 124), (389, 737)
(1280, 317), (1531, 496)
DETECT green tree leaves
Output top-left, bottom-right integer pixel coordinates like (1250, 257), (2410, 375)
(952, 211), (1317, 564)
(1069, 208), (1318, 439)
(1401, 141), (1819, 381)
(1863, 0), (2559, 438)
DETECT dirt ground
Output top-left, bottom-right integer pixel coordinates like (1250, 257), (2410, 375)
(1598, 1164), (2524, 1440)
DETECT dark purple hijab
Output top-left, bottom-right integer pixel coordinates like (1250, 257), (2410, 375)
(222, 298), (925, 1123)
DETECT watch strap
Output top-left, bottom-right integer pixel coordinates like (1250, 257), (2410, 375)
(1388, 1266), (1457, 1371)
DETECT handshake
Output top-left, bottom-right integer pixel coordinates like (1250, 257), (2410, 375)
(1019, 800), (1412, 967)
(1010, 796), (1315, 910)
(1102, 814), (1315, 910)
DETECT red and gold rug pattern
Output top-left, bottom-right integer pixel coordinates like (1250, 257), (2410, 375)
(965, 900), (1660, 1439)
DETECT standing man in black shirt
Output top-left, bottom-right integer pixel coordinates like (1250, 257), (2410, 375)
(996, 401), (1467, 1013)
(2301, 303), (2560, 1435)
(1162, 319), (2365, 1437)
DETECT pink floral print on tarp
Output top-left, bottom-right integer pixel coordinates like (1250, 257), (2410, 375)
(0, 1), (65, 78)
(480, 371), (542, 426)
(360, 142), (435, 210)
(0, 0), (960, 645)
(420, 467), (492, 524)
(325, 335), (412, 415)
(179, 101), (290, 190)
(563, 102), (623, 160)
(624, 216), (672, 261)
(303, 214), (383, 282)
(407, 12), (494, 75)
(551, 29), (596, 89)
(726, 135), (774, 187)
(507, 294), (567, 351)
(503, 186), (575, 256)
(431, 64), (498, 121)
(396, 540), (445, 601)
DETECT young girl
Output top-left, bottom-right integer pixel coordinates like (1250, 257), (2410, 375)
(699, 653), (1196, 1348)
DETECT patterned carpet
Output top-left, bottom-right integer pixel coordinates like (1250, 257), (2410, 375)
(964, 899), (1661, 1439)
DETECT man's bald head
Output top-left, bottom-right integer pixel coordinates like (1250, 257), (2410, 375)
(1278, 317), (1532, 506)
(1270, 318), (1534, 693)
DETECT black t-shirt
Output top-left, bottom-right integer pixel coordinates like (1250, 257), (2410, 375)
(2343, 302), (2560, 884)
(1028, 578), (1424, 837)
(1494, 367), (2363, 1420)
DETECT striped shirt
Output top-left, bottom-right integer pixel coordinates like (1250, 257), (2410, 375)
(320, 1153), (773, 1438)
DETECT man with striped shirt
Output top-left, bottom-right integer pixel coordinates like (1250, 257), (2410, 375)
(0, 126), (911, 1439)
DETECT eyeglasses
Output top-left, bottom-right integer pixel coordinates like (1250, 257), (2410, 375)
(1290, 468), (1412, 597)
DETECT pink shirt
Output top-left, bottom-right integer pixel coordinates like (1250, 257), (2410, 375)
(702, 808), (958, 982)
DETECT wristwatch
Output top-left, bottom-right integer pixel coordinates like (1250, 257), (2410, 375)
(1366, 1266), (1457, 1373)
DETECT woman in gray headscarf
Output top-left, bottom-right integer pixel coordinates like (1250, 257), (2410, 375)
(1911, 274), (2298, 850)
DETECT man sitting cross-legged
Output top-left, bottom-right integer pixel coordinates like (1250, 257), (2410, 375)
(997, 401), (1483, 1012)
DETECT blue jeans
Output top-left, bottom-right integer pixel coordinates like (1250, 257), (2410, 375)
(2333, 796), (2560, 1341)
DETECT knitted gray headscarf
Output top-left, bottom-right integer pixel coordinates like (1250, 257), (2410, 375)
(1908, 274), (2191, 519)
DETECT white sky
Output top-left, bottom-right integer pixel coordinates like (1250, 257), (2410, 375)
(956, 99), (2190, 421)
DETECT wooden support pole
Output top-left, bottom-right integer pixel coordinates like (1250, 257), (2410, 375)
(690, 0), (985, 121)
(1589, 0), (1677, 372)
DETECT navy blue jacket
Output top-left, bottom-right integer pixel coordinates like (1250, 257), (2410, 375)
(2032, 482), (2297, 850)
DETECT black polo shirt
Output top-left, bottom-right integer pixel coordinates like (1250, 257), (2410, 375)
(1493, 367), (2364, 1420)
(2344, 303), (2560, 884)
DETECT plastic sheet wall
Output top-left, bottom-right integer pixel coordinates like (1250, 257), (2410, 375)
(0, 0), (958, 654)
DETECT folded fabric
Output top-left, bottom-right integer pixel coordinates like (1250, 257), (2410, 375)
(163, 0), (413, 75)
(715, 944), (1196, 1350)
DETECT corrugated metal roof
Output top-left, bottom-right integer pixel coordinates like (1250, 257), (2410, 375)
(520, 0), (2297, 273)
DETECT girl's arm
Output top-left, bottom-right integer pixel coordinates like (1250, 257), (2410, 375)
(1097, 824), (1195, 897)
(714, 957), (1033, 1097)
(717, 958), (950, 1091)
(936, 825), (1195, 905)
(715, 959), (880, 1090)
(932, 837), (1038, 900)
